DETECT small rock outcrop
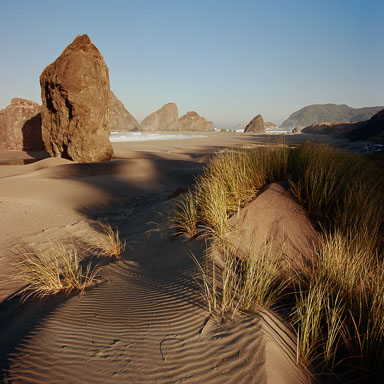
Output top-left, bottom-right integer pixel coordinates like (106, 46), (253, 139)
(0, 98), (43, 150)
(109, 92), (139, 132)
(177, 111), (214, 131)
(265, 121), (278, 129)
(141, 103), (178, 132)
(40, 34), (112, 162)
(244, 114), (265, 133)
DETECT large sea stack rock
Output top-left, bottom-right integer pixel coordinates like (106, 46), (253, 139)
(141, 103), (178, 132)
(177, 111), (214, 131)
(40, 34), (112, 162)
(244, 114), (265, 133)
(0, 98), (43, 150)
(109, 91), (139, 132)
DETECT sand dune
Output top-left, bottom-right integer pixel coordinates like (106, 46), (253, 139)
(228, 182), (319, 273)
(0, 134), (318, 383)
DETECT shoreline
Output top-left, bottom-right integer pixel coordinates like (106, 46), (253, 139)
(0, 131), (380, 165)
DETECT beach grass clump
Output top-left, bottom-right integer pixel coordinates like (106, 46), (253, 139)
(87, 222), (126, 257)
(289, 142), (384, 251)
(171, 190), (200, 239)
(192, 243), (287, 322)
(294, 233), (384, 381)
(16, 242), (100, 301)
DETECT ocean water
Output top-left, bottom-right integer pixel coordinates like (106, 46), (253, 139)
(110, 131), (208, 142)
(235, 128), (291, 134)
(109, 129), (291, 142)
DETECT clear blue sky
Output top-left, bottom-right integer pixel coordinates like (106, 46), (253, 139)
(1, 0), (383, 127)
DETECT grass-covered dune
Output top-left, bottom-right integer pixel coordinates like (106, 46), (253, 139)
(173, 142), (384, 383)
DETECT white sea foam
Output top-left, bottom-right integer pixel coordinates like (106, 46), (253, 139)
(109, 132), (208, 142)
(235, 128), (291, 134)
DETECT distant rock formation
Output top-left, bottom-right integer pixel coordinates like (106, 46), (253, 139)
(177, 111), (214, 131)
(141, 103), (178, 132)
(302, 109), (384, 143)
(265, 121), (278, 129)
(40, 34), (112, 162)
(302, 122), (352, 135)
(281, 104), (384, 128)
(109, 92), (139, 132)
(0, 98), (43, 150)
(244, 114), (265, 133)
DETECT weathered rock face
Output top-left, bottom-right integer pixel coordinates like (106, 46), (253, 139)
(177, 111), (214, 131)
(244, 114), (265, 133)
(0, 98), (43, 150)
(109, 92), (139, 132)
(141, 103), (178, 131)
(40, 34), (112, 162)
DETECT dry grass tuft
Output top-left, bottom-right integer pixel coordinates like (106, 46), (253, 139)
(87, 222), (126, 257)
(15, 242), (101, 301)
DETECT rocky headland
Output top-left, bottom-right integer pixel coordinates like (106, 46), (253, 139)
(281, 103), (384, 129)
(302, 108), (384, 143)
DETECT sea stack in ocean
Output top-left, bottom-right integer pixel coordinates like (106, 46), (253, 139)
(0, 98), (43, 150)
(141, 103), (178, 132)
(244, 114), (265, 133)
(178, 111), (214, 131)
(109, 92), (139, 132)
(40, 34), (112, 162)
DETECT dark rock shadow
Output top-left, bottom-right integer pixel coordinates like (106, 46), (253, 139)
(21, 112), (49, 158)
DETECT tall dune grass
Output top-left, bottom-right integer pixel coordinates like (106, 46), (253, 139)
(192, 242), (287, 322)
(294, 234), (384, 382)
(289, 142), (384, 251)
(178, 141), (384, 382)
(172, 145), (290, 241)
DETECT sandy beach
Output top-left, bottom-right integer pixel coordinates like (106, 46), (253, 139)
(0, 132), (367, 383)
